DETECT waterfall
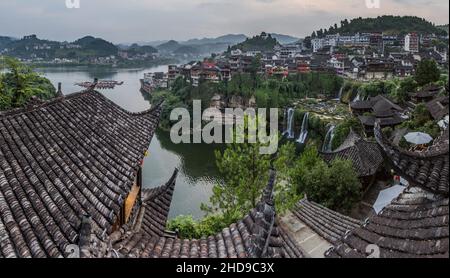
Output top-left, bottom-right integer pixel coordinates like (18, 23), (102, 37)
(353, 91), (361, 102)
(283, 108), (295, 139)
(297, 112), (309, 144)
(335, 86), (343, 101)
(322, 125), (336, 152)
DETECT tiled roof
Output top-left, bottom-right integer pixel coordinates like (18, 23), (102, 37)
(0, 90), (162, 258)
(89, 171), (304, 258)
(291, 199), (362, 243)
(324, 124), (449, 258)
(320, 132), (384, 177)
(358, 114), (405, 127)
(426, 96), (449, 121)
(351, 95), (402, 113)
(138, 169), (179, 238)
(374, 122), (449, 195)
(326, 187), (449, 258)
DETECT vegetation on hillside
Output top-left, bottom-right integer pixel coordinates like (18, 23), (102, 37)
(0, 56), (56, 110)
(311, 16), (447, 38)
(152, 72), (344, 130)
(1, 35), (119, 60)
(126, 43), (158, 55)
(230, 34), (279, 52)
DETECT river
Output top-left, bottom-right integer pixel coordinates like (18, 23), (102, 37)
(37, 65), (222, 220)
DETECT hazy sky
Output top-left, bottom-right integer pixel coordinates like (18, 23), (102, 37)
(0, 0), (448, 43)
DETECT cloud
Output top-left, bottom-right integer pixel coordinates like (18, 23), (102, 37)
(0, 0), (447, 43)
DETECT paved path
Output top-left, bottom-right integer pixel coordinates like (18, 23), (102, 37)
(279, 212), (333, 258)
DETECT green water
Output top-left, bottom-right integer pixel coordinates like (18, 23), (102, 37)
(37, 66), (223, 219)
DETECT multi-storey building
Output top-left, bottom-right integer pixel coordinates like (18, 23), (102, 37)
(404, 33), (420, 53)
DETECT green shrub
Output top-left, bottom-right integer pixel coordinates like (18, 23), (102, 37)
(293, 146), (361, 212)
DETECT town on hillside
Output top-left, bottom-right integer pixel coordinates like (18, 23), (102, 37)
(0, 6), (449, 264)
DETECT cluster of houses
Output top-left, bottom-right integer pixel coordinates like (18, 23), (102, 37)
(142, 31), (448, 91)
(350, 84), (449, 136)
(0, 85), (448, 258)
(310, 32), (447, 80)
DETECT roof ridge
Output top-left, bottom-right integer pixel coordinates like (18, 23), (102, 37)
(0, 89), (163, 119)
(142, 168), (179, 202)
(375, 122), (449, 159)
(249, 170), (277, 258)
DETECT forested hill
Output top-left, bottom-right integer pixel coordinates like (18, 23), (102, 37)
(437, 24), (449, 34)
(1, 35), (119, 59)
(311, 16), (447, 38)
(230, 33), (279, 52)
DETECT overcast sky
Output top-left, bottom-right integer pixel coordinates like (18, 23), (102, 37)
(0, 0), (448, 43)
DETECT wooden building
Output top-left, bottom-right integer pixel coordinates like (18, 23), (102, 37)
(1, 88), (448, 258)
(279, 122), (449, 258)
(320, 131), (384, 186)
(426, 96), (449, 121)
(326, 122), (449, 258)
(80, 171), (304, 258)
(351, 95), (405, 135)
(410, 84), (443, 103)
(0, 89), (162, 257)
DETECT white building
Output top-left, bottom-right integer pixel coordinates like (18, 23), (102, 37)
(312, 38), (325, 53)
(404, 33), (419, 53)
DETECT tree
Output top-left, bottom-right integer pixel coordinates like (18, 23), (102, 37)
(411, 103), (432, 126)
(201, 116), (272, 223)
(293, 146), (361, 212)
(415, 59), (440, 86)
(0, 56), (56, 110)
(273, 142), (303, 214)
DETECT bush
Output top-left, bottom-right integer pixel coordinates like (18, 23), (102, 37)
(167, 215), (198, 239)
(167, 213), (242, 239)
(0, 56), (56, 110)
(293, 146), (361, 212)
(382, 127), (394, 139)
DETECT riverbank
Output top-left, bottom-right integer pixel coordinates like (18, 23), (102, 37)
(27, 58), (178, 70)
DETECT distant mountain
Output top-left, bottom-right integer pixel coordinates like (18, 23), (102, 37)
(1, 35), (61, 58)
(184, 34), (247, 45)
(127, 43), (158, 54)
(156, 40), (181, 52)
(270, 33), (299, 45)
(0, 36), (15, 49)
(74, 36), (118, 56)
(143, 40), (169, 47)
(230, 33), (279, 52)
(173, 45), (201, 55)
(1, 34), (118, 59)
(134, 33), (298, 56)
(311, 16), (447, 38)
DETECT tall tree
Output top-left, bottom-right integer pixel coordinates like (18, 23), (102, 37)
(415, 59), (441, 86)
(201, 116), (272, 222)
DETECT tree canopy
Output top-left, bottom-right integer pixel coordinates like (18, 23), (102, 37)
(312, 16), (447, 37)
(0, 56), (56, 110)
(415, 59), (441, 86)
(293, 146), (362, 212)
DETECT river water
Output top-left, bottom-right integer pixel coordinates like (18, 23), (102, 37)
(37, 65), (222, 219)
